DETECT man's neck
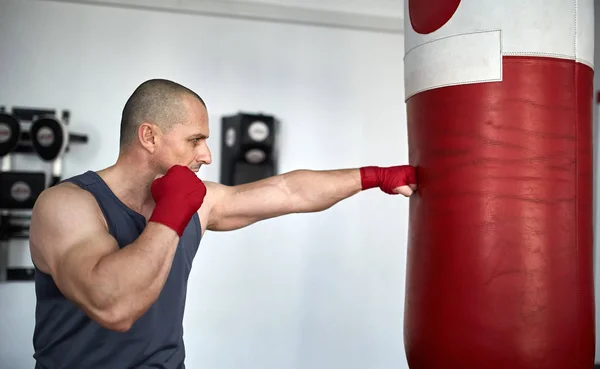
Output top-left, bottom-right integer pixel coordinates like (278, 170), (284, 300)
(97, 154), (157, 215)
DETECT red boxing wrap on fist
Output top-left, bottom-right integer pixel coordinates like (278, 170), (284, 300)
(360, 165), (416, 194)
(149, 165), (207, 237)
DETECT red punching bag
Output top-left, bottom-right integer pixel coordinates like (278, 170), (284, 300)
(403, 1), (595, 368)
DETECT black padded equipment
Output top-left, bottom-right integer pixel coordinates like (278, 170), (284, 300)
(30, 116), (67, 161)
(0, 113), (21, 157)
(0, 171), (46, 209)
(220, 112), (279, 186)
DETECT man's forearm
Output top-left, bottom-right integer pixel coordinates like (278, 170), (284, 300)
(283, 169), (362, 213)
(209, 165), (414, 231)
(89, 222), (179, 329)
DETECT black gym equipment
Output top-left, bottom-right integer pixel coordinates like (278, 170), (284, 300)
(0, 111), (21, 157)
(220, 112), (280, 186)
(6, 108), (89, 156)
(0, 172), (46, 210)
(29, 113), (71, 186)
(30, 115), (68, 161)
(0, 106), (89, 281)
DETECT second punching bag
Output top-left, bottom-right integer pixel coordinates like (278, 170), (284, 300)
(403, 1), (595, 369)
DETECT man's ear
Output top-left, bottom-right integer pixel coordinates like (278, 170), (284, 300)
(138, 122), (160, 153)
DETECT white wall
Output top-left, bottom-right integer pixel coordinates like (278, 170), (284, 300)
(0, 1), (410, 369)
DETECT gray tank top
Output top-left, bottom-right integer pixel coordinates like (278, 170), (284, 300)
(32, 170), (202, 369)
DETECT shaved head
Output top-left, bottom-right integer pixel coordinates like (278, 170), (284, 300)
(119, 79), (206, 149)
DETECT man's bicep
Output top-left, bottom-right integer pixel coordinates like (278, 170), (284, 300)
(51, 230), (119, 315)
(30, 186), (119, 302)
(200, 179), (290, 232)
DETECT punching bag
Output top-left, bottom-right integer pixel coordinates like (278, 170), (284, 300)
(403, 1), (595, 368)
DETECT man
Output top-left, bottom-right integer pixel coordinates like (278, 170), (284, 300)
(28, 79), (417, 369)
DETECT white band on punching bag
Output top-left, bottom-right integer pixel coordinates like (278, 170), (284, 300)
(403, 0), (594, 99)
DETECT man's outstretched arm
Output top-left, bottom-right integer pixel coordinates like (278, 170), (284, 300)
(203, 165), (416, 232)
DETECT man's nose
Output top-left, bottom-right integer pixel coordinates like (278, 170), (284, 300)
(197, 145), (212, 165)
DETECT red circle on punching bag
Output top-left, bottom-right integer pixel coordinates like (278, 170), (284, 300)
(409, 0), (461, 34)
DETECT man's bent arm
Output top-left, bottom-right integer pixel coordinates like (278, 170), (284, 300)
(205, 165), (415, 231)
(30, 185), (180, 332)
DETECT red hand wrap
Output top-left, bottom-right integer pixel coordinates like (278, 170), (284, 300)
(149, 165), (207, 237)
(360, 165), (416, 194)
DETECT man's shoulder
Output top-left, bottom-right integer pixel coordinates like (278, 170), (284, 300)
(30, 177), (110, 275)
(196, 181), (229, 234)
(30, 178), (108, 249)
(39, 170), (103, 202)
(203, 180), (226, 196)
(199, 181), (229, 211)
(34, 180), (98, 216)
(42, 180), (89, 198)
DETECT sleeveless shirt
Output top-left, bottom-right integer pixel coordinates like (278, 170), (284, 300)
(32, 170), (202, 369)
